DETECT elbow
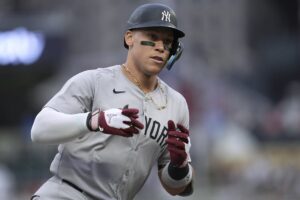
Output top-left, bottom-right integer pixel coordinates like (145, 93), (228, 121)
(31, 112), (47, 143)
(31, 122), (43, 143)
(31, 124), (50, 144)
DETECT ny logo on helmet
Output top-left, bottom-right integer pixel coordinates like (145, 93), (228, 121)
(161, 10), (171, 22)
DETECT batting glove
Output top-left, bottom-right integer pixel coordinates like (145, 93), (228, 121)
(86, 108), (144, 137)
(166, 120), (189, 168)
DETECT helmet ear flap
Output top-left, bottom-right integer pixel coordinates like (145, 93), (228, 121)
(165, 41), (183, 70)
(170, 38), (179, 56)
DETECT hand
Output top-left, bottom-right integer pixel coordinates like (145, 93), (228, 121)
(87, 108), (144, 137)
(166, 120), (189, 167)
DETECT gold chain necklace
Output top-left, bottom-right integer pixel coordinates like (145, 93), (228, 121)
(122, 64), (168, 110)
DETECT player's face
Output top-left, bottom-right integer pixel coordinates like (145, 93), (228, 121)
(126, 28), (174, 76)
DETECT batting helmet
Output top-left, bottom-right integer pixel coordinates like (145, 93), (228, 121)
(124, 3), (185, 70)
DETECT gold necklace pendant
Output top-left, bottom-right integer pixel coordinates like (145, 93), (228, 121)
(122, 64), (168, 110)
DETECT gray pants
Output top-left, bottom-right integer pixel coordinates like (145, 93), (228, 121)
(31, 176), (90, 200)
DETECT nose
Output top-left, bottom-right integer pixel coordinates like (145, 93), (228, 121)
(154, 40), (165, 52)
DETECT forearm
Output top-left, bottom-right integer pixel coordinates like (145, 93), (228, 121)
(31, 107), (89, 144)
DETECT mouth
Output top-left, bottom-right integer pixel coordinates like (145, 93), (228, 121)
(150, 56), (164, 63)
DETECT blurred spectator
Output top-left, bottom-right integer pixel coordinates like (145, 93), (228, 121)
(279, 82), (300, 136)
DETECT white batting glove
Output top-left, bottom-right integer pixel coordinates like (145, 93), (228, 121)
(100, 108), (131, 129)
(86, 108), (144, 137)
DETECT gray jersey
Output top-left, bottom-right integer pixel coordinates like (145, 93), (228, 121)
(45, 65), (191, 200)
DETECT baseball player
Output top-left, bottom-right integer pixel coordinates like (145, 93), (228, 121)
(30, 3), (194, 200)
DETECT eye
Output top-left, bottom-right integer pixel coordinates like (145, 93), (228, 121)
(164, 39), (173, 51)
(148, 33), (159, 41)
(164, 39), (172, 46)
(144, 32), (173, 51)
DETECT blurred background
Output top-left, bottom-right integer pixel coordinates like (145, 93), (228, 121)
(0, 0), (299, 199)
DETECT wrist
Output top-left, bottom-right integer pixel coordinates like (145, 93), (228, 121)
(161, 162), (193, 188)
(86, 109), (100, 131)
(171, 158), (188, 169)
(168, 163), (189, 180)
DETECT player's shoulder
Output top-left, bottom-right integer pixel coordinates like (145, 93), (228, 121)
(73, 65), (120, 80)
(77, 65), (119, 75)
(93, 65), (121, 79)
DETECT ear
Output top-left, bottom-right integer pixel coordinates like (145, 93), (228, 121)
(124, 31), (134, 47)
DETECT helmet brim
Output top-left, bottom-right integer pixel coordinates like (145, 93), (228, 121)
(127, 23), (185, 38)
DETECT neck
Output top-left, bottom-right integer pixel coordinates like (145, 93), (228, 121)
(122, 63), (158, 93)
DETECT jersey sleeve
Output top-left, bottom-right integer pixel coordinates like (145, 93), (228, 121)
(45, 70), (95, 114)
(157, 95), (192, 167)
